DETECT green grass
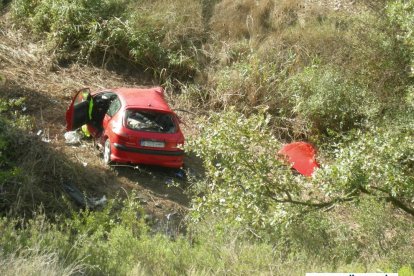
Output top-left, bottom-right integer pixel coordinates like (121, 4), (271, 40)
(0, 204), (412, 275)
(2, 0), (414, 274)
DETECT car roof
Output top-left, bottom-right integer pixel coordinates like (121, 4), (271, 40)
(110, 87), (172, 112)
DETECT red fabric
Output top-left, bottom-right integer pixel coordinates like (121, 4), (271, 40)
(278, 142), (319, 176)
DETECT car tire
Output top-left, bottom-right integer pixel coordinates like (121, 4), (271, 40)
(103, 138), (112, 165)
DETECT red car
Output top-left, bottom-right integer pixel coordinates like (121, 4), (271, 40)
(66, 87), (185, 168)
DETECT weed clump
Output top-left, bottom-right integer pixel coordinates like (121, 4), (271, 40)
(11, 0), (203, 82)
(2, 0), (414, 274)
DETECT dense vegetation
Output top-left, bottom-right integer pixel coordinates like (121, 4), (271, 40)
(1, 0), (413, 274)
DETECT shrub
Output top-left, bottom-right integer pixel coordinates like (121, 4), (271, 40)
(185, 107), (414, 235)
(0, 250), (84, 276)
(312, 122), (414, 211)
(0, 194), (148, 275)
(11, 0), (201, 81)
(388, 0), (414, 70)
(0, 179), (412, 275)
(199, 2), (410, 135)
(209, 0), (303, 41)
(185, 109), (313, 231)
(0, 98), (34, 214)
(210, 53), (284, 109)
(282, 64), (380, 134)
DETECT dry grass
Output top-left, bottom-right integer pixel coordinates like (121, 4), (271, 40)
(0, 250), (84, 276)
(0, 21), (135, 93)
(0, 14), (190, 218)
(208, 0), (360, 42)
(132, 0), (204, 42)
(0, 19), (135, 137)
(206, 0), (371, 66)
(0, 16), (129, 214)
(209, 0), (297, 41)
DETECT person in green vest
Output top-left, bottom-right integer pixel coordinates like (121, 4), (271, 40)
(81, 90), (93, 137)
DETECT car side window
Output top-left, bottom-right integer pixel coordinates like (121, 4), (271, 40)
(106, 97), (121, 117)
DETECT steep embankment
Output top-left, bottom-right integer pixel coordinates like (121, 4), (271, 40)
(1, 0), (413, 274)
(0, 14), (191, 223)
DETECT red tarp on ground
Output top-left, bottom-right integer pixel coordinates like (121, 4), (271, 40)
(278, 142), (319, 177)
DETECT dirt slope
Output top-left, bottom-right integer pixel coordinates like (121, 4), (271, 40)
(0, 15), (194, 231)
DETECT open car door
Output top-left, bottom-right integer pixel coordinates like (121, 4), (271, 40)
(66, 88), (91, 131)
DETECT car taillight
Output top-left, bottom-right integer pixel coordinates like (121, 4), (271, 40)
(113, 128), (133, 144)
(117, 135), (130, 144)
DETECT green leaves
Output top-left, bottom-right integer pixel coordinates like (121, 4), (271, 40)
(12, 0), (189, 77)
(388, 0), (414, 71)
(186, 110), (305, 230)
(312, 123), (414, 215)
(283, 64), (379, 134)
(186, 108), (414, 239)
(10, 0), (196, 80)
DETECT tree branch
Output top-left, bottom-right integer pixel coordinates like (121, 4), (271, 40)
(386, 196), (414, 216)
(359, 186), (414, 217)
(264, 185), (355, 209)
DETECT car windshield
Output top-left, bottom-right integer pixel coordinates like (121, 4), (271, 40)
(125, 110), (177, 133)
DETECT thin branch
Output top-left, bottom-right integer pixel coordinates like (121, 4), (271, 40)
(285, 191), (293, 201)
(371, 187), (414, 216)
(359, 186), (414, 217)
(264, 185), (355, 208)
(386, 196), (414, 216)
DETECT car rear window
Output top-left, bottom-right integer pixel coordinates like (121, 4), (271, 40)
(125, 110), (177, 133)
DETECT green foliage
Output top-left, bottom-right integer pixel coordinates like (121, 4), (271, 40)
(186, 108), (414, 228)
(193, 9), (410, 140)
(0, 120), (11, 167)
(0, 97), (32, 129)
(312, 123), (414, 211)
(2, 204), (411, 275)
(282, 64), (379, 134)
(0, 194), (148, 275)
(3, 0), (414, 273)
(388, 0), (414, 71)
(285, 197), (414, 268)
(0, 98), (32, 212)
(400, 266), (414, 276)
(0, 197), (286, 275)
(184, 108), (414, 268)
(64, 195), (148, 275)
(211, 51), (293, 110)
(0, 98), (49, 214)
(11, 0), (199, 81)
(186, 109), (309, 231)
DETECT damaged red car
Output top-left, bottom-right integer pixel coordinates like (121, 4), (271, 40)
(66, 87), (185, 168)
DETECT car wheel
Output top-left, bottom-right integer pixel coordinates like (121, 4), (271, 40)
(103, 138), (112, 165)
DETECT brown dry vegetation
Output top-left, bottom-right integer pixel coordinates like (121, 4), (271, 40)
(1, 0), (407, 211)
(0, 0), (413, 274)
(0, 16), (190, 224)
